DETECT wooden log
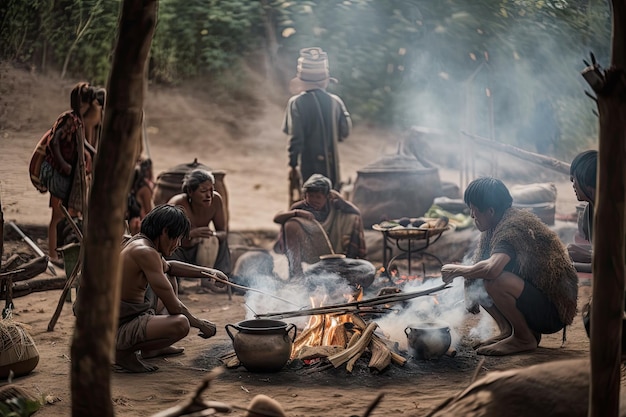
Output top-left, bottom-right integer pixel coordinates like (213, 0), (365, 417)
(351, 312), (407, 366)
(0, 256), (48, 283)
(368, 338), (392, 372)
(328, 322), (377, 368)
(9, 277), (67, 298)
(328, 319), (348, 347)
(346, 338), (367, 372)
(461, 131), (571, 175)
(296, 345), (344, 360)
(373, 335), (407, 366)
(1, 254), (21, 272)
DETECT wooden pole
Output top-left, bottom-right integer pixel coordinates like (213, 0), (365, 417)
(0, 191), (3, 267)
(461, 131), (571, 175)
(587, 2), (626, 415)
(70, 0), (157, 416)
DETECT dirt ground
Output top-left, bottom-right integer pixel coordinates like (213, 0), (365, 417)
(0, 63), (594, 416)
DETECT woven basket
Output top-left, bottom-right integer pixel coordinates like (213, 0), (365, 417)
(0, 321), (40, 378)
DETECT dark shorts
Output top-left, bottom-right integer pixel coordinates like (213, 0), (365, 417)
(40, 160), (71, 201)
(516, 281), (564, 334)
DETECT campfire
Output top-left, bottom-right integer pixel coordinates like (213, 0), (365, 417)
(291, 310), (407, 373)
(221, 282), (450, 373)
(287, 289), (406, 372)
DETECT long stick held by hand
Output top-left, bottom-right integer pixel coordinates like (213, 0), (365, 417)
(200, 271), (300, 307)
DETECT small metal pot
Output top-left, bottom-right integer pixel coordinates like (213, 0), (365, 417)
(225, 319), (297, 373)
(405, 321), (451, 360)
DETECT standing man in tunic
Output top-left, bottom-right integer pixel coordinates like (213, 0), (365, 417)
(283, 47), (352, 193)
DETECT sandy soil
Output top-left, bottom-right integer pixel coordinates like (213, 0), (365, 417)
(0, 63), (592, 416)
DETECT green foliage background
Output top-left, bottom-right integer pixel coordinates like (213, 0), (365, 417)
(0, 0), (610, 157)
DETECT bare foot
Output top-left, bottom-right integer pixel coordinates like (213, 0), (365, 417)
(115, 350), (159, 373)
(472, 332), (511, 349)
(476, 335), (537, 356)
(141, 346), (185, 359)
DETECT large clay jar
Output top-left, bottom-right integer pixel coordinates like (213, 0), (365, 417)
(405, 321), (451, 360)
(225, 319), (297, 373)
(153, 158), (229, 227)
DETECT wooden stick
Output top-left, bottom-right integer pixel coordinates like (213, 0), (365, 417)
(461, 131), (571, 175)
(59, 205), (83, 242)
(256, 283), (450, 319)
(48, 252), (82, 331)
(200, 271), (299, 307)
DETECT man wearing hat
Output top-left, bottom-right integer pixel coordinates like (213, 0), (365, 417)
(273, 174), (366, 279)
(283, 47), (352, 192)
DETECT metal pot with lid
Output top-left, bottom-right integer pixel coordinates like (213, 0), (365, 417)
(153, 158), (229, 225)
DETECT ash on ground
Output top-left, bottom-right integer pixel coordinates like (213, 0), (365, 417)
(192, 339), (483, 388)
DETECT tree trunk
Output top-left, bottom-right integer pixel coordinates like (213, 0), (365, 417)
(589, 2), (626, 416)
(70, 1), (157, 416)
(0, 192), (3, 267)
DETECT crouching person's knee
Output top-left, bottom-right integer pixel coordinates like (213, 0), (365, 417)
(173, 315), (191, 339)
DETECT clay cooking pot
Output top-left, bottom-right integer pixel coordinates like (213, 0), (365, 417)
(405, 321), (451, 360)
(225, 319), (297, 373)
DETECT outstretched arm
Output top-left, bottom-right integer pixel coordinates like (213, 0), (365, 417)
(441, 252), (510, 283)
(167, 260), (228, 282)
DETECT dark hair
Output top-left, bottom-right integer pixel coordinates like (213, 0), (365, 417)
(570, 150), (597, 190)
(182, 169), (215, 195)
(131, 158), (153, 192)
(140, 204), (190, 240)
(70, 82), (89, 114)
(464, 177), (513, 216)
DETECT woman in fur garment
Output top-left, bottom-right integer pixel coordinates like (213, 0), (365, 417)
(441, 177), (578, 356)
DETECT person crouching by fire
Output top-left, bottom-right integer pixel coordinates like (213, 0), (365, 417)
(441, 177), (578, 356)
(273, 174), (366, 279)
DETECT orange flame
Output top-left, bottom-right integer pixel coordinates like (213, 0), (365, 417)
(291, 290), (364, 358)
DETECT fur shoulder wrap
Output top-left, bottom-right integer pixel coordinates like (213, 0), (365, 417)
(475, 208), (578, 325)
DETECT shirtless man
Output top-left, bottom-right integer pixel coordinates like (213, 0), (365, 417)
(117, 204), (225, 373)
(167, 169), (231, 281)
(441, 177), (578, 356)
(273, 174), (366, 279)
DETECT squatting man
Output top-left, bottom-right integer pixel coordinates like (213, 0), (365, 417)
(115, 204), (227, 373)
(440, 177), (578, 356)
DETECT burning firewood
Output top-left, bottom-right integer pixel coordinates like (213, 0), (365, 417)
(346, 332), (365, 372)
(328, 322), (377, 368)
(351, 313), (407, 367)
(295, 345), (344, 360)
(368, 338), (392, 372)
